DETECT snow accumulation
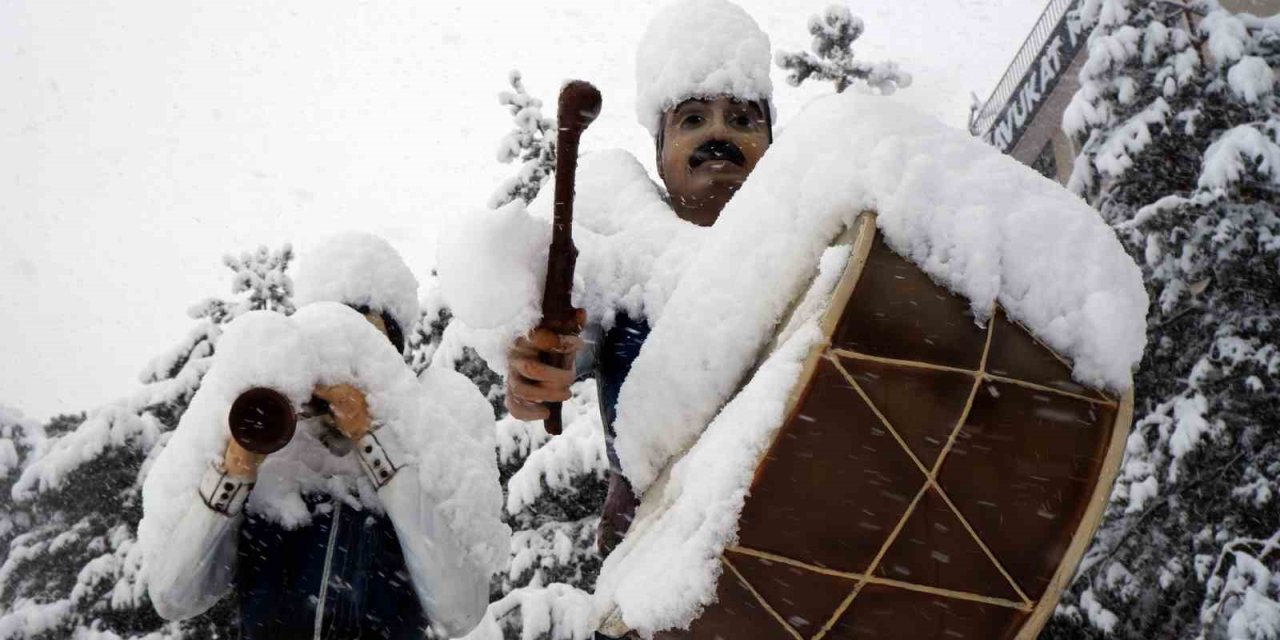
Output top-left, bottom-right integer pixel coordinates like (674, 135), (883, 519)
(1200, 125), (1280, 191)
(139, 303), (509, 577)
(293, 231), (421, 337)
(634, 0), (774, 136)
(462, 583), (596, 640)
(1226, 56), (1275, 104)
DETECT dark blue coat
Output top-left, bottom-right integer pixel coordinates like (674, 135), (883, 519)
(236, 497), (429, 639)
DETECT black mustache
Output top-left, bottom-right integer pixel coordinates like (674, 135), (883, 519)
(688, 140), (746, 168)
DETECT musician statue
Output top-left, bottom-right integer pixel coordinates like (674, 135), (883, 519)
(503, 0), (774, 557)
(139, 232), (508, 639)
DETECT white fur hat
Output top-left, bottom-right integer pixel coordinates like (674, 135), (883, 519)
(634, 0), (774, 137)
(293, 231), (420, 341)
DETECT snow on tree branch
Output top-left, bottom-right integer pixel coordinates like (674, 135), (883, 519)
(1048, 1), (1280, 637)
(489, 70), (557, 209)
(774, 5), (911, 94)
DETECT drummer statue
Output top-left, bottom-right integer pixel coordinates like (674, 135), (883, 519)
(504, 0), (774, 554)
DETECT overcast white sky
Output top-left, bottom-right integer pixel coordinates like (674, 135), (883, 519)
(1, 0), (1045, 420)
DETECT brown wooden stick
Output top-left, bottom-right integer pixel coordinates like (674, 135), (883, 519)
(541, 80), (602, 435)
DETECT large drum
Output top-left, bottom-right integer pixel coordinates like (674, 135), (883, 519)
(649, 212), (1133, 640)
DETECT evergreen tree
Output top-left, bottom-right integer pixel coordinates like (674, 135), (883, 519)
(478, 387), (607, 640)
(489, 70), (557, 209)
(775, 4), (912, 94)
(1045, 1), (1280, 638)
(0, 245), (294, 638)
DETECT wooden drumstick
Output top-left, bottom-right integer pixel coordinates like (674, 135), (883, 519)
(540, 80), (602, 436)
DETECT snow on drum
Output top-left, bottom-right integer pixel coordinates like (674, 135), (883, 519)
(590, 92), (1148, 639)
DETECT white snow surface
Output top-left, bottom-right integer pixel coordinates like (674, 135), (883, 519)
(634, 0), (774, 136)
(1226, 56), (1275, 104)
(138, 304), (509, 577)
(1199, 125), (1280, 191)
(609, 91), (1147, 495)
(293, 231), (421, 339)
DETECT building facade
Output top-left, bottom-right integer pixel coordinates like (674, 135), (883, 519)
(969, 0), (1280, 185)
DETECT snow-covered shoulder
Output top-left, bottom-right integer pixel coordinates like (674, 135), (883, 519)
(138, 310), (312, 559)
(436, 148), (702, 365)
(611, 90), (1147, 495)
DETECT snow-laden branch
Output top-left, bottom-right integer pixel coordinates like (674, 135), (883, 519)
(774, 5), (911, 94)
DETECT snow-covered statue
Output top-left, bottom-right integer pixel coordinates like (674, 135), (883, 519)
(440, 0), (1150, 638)
(502, 0), (775, 556)
(139, 232), (509, 639)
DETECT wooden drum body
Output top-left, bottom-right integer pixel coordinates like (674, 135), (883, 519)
(657, 213), (1133, 640)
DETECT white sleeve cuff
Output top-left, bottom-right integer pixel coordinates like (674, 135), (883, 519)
(199, 462), (254, 516)
(356, 424), (404, 489)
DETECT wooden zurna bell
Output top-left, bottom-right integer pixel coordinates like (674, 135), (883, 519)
(228, 387), (321, 455)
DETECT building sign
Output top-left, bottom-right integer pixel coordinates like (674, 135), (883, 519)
(984, 0), (1088, 153)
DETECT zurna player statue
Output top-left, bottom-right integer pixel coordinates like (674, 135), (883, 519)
(140, 232), (506, 639)
(504, 0), (774, 555)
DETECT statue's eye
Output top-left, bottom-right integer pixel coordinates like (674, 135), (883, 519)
(681, 114), (705, 129)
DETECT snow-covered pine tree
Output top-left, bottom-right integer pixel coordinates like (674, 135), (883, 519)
(489, 70), (557, 209)
(1044, 1), (1279, 638)
(774, 4), (912, 94)
(473, 386), (608, 640)
(0, 245), (294, 639)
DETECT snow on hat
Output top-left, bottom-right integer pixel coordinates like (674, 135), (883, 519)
(293, 232), (420, 343)
(635, 0), (774, 137)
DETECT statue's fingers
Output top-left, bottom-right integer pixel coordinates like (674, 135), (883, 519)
(508, 376), (572, 404)
(506, 395), (550, 421)
(513, 357), (575, 386)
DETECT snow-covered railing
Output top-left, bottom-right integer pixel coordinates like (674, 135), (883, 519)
(968, 0), (1088, 152)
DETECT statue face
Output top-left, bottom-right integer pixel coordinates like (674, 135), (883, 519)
(657, 96), (770, 226)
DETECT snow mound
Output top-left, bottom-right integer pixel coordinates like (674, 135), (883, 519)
(611, 90), (1149, 495)
(293, 231), (421, 338)
(635, 0), (773, 136)
(437, 203), (549, 332)
(139, 304), (509, 578)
